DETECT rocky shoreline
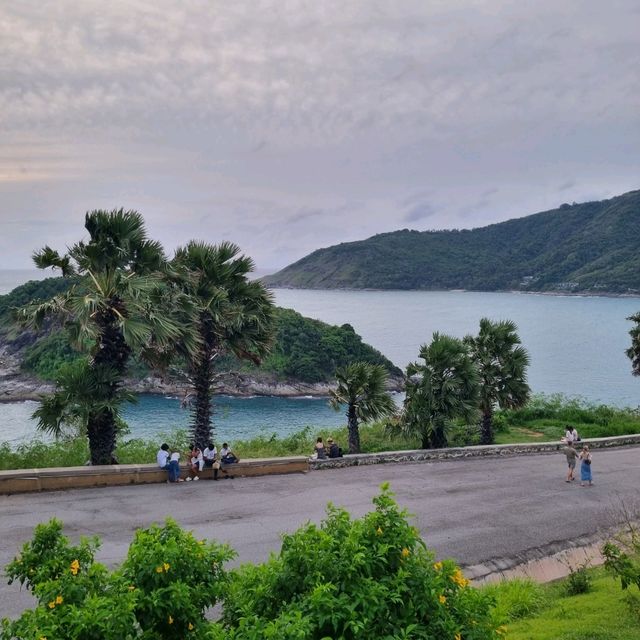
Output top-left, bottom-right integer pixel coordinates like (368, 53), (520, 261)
(0, 345), (404, 403)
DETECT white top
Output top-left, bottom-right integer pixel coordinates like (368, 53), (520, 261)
(170, 452), (180, 462)
(157, 449), (169, 468)
(565, 429), (574, 443)
(220, 446), (230, 458)
(191, 451), (204, 464)
(203, 446), (217, 461)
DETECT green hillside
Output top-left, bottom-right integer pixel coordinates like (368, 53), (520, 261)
(263, 190), (640, 293)
(0, 278), (400, 384)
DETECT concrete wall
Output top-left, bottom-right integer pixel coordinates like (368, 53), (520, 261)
(0, 456), (309, 495)
(309, 434), (640, 470)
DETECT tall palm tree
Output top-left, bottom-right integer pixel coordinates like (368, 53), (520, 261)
(464, 318), (530, 445)
(627, 312), (640, 376)
(170, 241), (275, 449)
(16, 209), (181, 464)
(399, 333), (479, 449)
(329, 362), (396, 454)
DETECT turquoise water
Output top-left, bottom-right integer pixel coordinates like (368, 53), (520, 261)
(2, 270), (640, 444)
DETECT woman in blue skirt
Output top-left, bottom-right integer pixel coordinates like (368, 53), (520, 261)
(579, 445), (593, 487)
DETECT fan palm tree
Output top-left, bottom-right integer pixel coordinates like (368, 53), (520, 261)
(16, 209), (181, 464)
(399, 333), (479, 449)
(329, 362), (396, 454)
(170, 241), (275, 449)
(627, 312), (640, 376)
(464, 318), (530, 445)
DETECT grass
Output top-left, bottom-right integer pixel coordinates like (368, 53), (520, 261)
(489, 568), (640, 639)
(2, 394), (639, 470)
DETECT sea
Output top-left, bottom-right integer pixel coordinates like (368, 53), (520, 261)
(2, 269), (640, 445)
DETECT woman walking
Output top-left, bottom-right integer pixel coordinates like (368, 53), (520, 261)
(579, 445), (593, 487)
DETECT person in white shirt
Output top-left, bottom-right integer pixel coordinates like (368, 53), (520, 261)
(203, 443), (217, 467)
(157, 443), (170, 469)
(166, 450), (183, 483)
(186, 444), (203, 481)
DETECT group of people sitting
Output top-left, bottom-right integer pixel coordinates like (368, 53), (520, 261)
(313, 436), (343, 460)
(157, 442), (239, 483)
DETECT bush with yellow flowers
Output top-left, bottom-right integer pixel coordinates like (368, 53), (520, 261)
(121, 518), (234, 639)
(2, 487), (502, 640)
(214, 483), (500, 639)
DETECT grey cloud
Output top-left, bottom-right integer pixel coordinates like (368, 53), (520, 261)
(404, 202), (437, 223)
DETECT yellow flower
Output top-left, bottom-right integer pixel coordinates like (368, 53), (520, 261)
(433, 561), (443, 571)
(455, 634), (461, 640)
(439, 594), (447, 604)
(451, 569), (470, 587)
(70, 559), (80, 575)
(376, 527), (383, 536)
(40, 637), (47, 640)
(128, 585), (136, 591)
(48, 601), (55, 609)
(496, 625), (507, 636)
(168, 616), (174, 625)
(156, 566), (164, 573)
(55, 595), (63, 605)
(163, 562), (170, 572)
(401, 547), (410, 558)
(188, 622), (194, 630)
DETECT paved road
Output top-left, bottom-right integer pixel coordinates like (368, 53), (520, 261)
(2, 447), (640, 618)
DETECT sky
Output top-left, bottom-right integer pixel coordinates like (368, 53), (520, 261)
(1, 0), (639, 273)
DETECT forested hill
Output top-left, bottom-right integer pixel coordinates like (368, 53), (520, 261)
(263, 190), (640, 293)
(0, 278), (401, 385)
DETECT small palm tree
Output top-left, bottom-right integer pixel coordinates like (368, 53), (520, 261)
(329, 362), (396, 454)
(627, 312), (640, 376)
(464, 318), (530, 445)
(399, 333), (479, 449)
(170, 241), (275, 449)
(16, 209), (181, 464)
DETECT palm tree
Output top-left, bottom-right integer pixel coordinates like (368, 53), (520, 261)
(170, 241), (275, 449)
(627, 312), (640, 376)
(16, 209), (181, 464)
(329, 362), (396, 454)
(399, 333), (479, 449)
(464, 318), (530, 445)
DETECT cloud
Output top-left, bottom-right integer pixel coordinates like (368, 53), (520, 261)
(404, 202), (437, 223)
(0, 1), (638, 269)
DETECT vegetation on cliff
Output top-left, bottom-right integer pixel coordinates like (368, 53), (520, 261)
(263, 189), (640, 293)
(0, 279), (400, 386)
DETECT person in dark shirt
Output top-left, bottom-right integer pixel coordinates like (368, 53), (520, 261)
(327, 437), (343, 458)
(562, 441), (578, 482)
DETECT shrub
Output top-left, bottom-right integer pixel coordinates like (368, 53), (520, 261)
(482, 578), (547, 624)
(565, 563), (593, 596)
(220, 483), (501, 639)
(121, 519), (234, 639)
(0, 519), (233, 640)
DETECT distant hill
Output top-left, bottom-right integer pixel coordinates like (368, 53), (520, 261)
(263, 190), (640, 294)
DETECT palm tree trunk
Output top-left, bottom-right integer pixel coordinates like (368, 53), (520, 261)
(480, 409), (494, 445)
(89, 305), (130, 464)
(347, 404), (360, 454)
(429, 419), (447, 449)
(191, 314), (216, 450)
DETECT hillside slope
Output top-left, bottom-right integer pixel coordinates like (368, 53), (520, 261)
(263, 190), (640, 293)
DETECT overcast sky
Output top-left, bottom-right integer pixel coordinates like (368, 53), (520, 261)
(1, 0), (638, 272)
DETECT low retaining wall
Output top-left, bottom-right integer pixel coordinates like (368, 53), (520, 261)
(2, 434), (639, 494)
(0, 456), (309, 495)
(308, 434), (640, 470)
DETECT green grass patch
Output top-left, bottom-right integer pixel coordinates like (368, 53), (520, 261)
(500, 569), (640, 640)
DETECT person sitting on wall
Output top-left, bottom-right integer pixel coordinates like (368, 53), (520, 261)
(327, 437), (343, 458)
(204, 441), (228, 480)
(220, 442), (239, 464)
(186, 444), (203, 481)
(168, 450), (183, 483)
(314, 437), (327, 459)
(157, 443), (171, 479)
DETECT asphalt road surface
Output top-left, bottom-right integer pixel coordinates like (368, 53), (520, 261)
(2, 447), (640, 619)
